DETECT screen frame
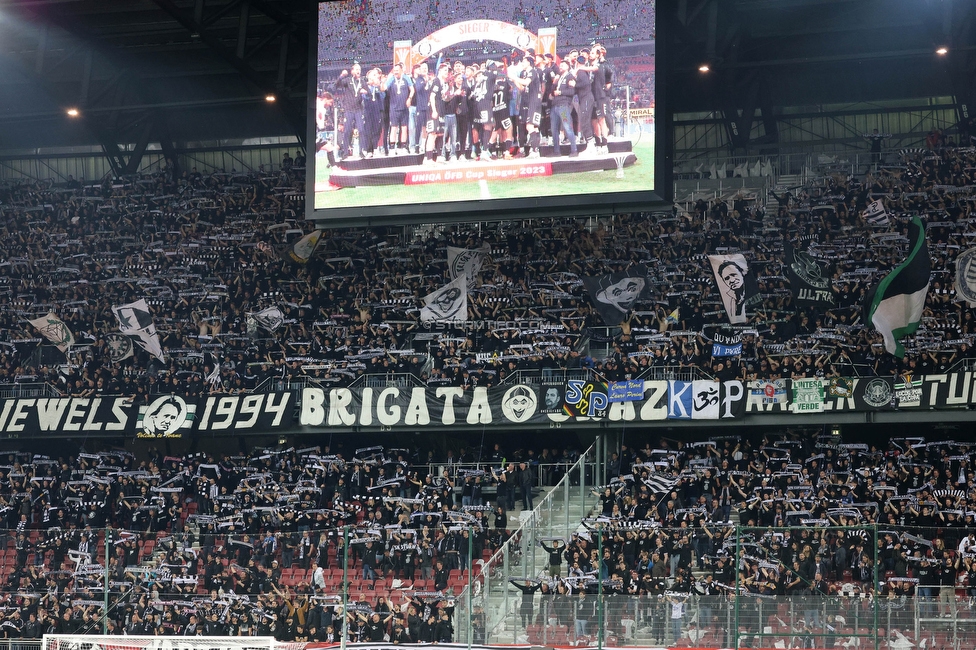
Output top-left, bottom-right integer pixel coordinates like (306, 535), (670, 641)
(305, 0), (670, 226)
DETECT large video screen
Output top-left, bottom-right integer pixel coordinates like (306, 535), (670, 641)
(309, 0), (657, 221)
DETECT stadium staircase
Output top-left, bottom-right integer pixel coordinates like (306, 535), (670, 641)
(461, 476), (744, 647)
(455, 446), (601, 645)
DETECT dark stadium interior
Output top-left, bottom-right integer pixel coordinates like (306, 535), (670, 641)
(2, 0), (976, 648)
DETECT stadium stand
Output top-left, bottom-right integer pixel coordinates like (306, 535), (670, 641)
(511, 431), (976, 648)
(0, 443), (558, 640)
(2, 146), (976, 399)
(0, 76), (974, 650)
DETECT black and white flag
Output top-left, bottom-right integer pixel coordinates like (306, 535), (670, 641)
(582, 265), (650, 326)
(862, 199), (890, 226)
(420, 275), (468, 323)
(642, 474), (679, 494)
(784, 239), (836, 309)
(448, 245), (490, 290)
(112, 299), (165, 362)
(104, 332), (134, 363)
(954, 247), (976, 306)
(708, 254), (761, 324)
(248, 306), (285, 332)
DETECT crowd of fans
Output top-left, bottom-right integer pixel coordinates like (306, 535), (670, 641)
(3, 147), (976, 399)
(318, 0), (655, 68)
(0, 440), (581, 641)
(501, 431), (976, 647)
(0, 421), (967, 644)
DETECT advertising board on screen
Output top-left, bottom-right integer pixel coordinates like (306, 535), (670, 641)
(309, 0), (658, 221)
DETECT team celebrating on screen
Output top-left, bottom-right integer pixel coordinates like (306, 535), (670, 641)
(321, 45), (615, 162)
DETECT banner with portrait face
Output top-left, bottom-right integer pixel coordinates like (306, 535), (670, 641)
(708, 254), (761, 324)
(540, 379), (565, 414)
(582, 265), (651, 326)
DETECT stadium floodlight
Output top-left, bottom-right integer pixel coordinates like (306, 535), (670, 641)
(66, 108), (80, 117)
(936, 47), (948, 56)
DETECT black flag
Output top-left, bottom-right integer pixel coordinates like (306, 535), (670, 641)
(583, 266), (651, 326)
(784, 239), (836, 310)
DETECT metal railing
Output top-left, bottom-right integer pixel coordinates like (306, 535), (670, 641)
(637, 364), (715, 382)
(349, 372), (426, 389)
(498, 369), (595, 386)
(0, 382), (63, 398)
(251, 376), (331, 393)
(472, 593), (976, 648)
(422, 460), (579, 491)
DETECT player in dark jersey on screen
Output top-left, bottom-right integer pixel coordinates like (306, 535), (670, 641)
(334, 63), (367, 159)
(361, 68), (386, 158)
(591, 45), (614, 152)
(384, 63), (414, 155)
(540, 53), (557, 147)
(424, 63), (450, 163)
(511, 53), (545, 158)
(442, 71), (463, 161)
(464, 65), (488, 160)
(571, 49), (597, 156)
(468, 65), (494, 161)
(487, 62), (514, 160)
(412, 63), (431, 155)
(549, 57), (578, 157)
(451, 60), (470, 159)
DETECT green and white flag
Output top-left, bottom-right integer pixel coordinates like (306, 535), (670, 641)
(286, 230), (322, 264)
(790, 378), (825, 413)
(29, 313), (74, 353)
(863, 217), (930, 358)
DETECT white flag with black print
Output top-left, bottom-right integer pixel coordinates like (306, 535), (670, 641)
(447, 244), (490, 290)
(420, 275), (468, 323)
(28, 313), (74, 353)
(642, 474), (678, 494)
(248, 306), (285, 332)
(954, 247), (976, 306)
(862, 199), (890, 226)
(112, 299), (165, 362)
(708, 254), (761, 324)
